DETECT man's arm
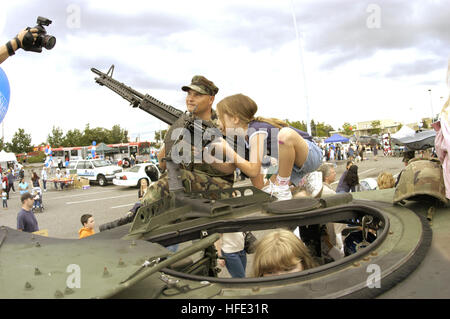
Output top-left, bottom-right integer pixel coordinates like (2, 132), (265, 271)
(0, 28), (38, 64)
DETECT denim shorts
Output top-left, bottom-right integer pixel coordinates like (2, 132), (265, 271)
(290, 139), (323, 186)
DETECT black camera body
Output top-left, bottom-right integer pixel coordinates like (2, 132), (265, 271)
(23, 16), (56, 52)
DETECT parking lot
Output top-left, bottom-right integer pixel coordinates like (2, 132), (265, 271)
(0, 153), (406, 239)
(0, 180), (138, 239)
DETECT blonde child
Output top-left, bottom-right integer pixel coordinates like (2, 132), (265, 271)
(214, 94), (322, 200)
(377, 172), (395, 189)
(252, 229), (317, 277)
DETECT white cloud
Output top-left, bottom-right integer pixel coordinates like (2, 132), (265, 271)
(0, 0), (448, 146)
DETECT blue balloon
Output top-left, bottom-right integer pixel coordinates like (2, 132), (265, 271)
(0, 67), (10, 124)
(92, 141), (96, 146)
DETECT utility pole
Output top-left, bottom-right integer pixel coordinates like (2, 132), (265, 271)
(290, 0), (311, 136)
(428, 89), (434, 121)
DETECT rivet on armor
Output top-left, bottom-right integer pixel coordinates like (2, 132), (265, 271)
(64, 287), (74, 295)
(103, 267), (111, 278)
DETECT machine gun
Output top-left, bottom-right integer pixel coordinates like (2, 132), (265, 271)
(91, 65), (221, 150)
(91, 65), (182, 125)
(92, 65), (236, 233)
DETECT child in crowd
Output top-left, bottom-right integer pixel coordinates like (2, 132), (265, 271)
(2, 188), (7, 209)
(78, 214), (95, 239)
(214, 94), (322, 200)
(377, 172), (395, 189)
(252, 229), (317, 277)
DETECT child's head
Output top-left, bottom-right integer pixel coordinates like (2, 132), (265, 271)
(217, 94), (258, 130)
(377, 172), (395, 189)
(252, 229), (317, 277)
(217, 94), (288, 132)
(80, 214), (95, 229)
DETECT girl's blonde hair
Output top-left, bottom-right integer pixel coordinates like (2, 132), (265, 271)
(377, 172), (395, 189)
(216, 94), (289, 128)
(252, 229), (317, 277)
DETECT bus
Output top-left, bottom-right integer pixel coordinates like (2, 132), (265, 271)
(51, 141), (152, 166)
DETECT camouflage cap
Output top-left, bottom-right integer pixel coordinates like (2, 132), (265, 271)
(182, 75), (219, 96)
(393, 158), (449, 205)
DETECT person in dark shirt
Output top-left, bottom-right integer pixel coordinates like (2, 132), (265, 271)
(17, 192), (39, 233)
(7, 169), (15, 193)
(336, 160), (354, 193)
(337, 164), (359, 193)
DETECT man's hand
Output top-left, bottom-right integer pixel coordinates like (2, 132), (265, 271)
(16, 28), (39, 49)
(217, 258), (226, 268)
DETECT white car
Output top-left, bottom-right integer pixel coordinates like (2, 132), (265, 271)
(113, 163), (161, 187)
(67, 159), (123, 186)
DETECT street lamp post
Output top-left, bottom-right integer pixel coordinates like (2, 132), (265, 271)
(428, 89), (434, 121)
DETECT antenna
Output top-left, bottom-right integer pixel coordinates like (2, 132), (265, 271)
(290, 0), (311, 136)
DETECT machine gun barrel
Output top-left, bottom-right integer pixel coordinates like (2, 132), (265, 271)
(91, 65), (183, 125)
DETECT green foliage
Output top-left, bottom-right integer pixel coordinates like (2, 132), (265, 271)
(46, 124), (129, 147)
(154, 129), (167, 143)
(341, 122), (355, 136)
(370, 120), (381, 135)
(27, 151), (46, 163)
(285, 119), (334, 137)
(285, 120), (307, 132)
(6, 128), (33, 153)
(47, 126), (64, 147)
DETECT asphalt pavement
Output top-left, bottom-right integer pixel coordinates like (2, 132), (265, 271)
(0, 153), (405, 240)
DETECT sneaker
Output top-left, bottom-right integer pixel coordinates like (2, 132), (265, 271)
(261, 182), (273, 194)
(271, 183), (292, 200)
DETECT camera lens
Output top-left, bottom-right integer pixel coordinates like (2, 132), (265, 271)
(42, 35), (56, 50)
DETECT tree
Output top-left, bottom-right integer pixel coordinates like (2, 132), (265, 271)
(370, 120), (381, 135)
(396, 123), (403, 132)
(285, 120), (307, 132)
(63, 128), (84, 146)
(313, 121), (334, 137)
(108, 124), (128, 143)
(341, 122), (355, 136)
(7, 128), (33, 153)
(47, 126), (65, 147)
(154, 129), (167, 144)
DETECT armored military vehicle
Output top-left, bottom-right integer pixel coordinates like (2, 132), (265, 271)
(1, 67), (448, 299)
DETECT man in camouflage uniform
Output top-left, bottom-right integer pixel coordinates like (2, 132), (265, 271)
(141, 75), (235, 206)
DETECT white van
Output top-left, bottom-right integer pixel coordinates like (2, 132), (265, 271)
(67, 159), (123, 186)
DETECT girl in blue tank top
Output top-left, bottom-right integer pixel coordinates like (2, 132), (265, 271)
(214, 94), (322, 200)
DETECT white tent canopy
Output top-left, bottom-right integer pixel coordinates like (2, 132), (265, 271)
(391, 126), (415, 139)
(0, 150), (17, 162)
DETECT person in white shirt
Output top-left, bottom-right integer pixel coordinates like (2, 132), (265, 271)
(214, 233), (247, 278)
(41, 166), (48, 192)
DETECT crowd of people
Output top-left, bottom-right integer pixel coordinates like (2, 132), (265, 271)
(319, 142), (382, 163)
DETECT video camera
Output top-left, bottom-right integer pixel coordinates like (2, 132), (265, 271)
(23, 16), (56, 52)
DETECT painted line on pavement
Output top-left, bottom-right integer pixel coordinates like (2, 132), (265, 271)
(66, 194), (136, 204)
(45, 189), (119, 200)
(111, 203), (136, 209)
(359, 168), (377, 176)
